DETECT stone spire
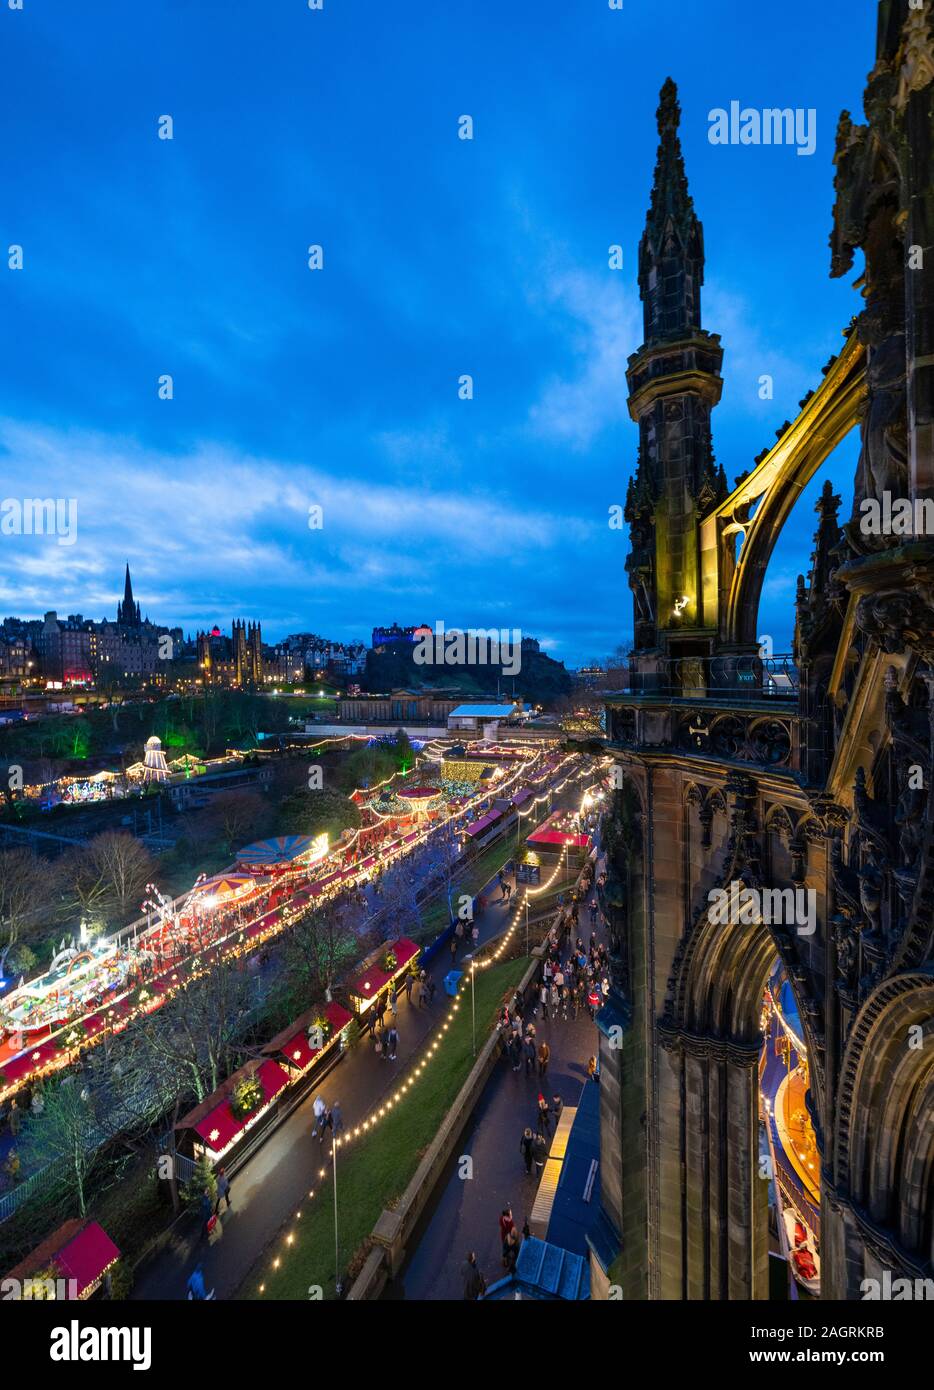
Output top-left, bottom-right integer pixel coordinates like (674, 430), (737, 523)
(638, 78), (705, 345)
(117, 563), (141, 627)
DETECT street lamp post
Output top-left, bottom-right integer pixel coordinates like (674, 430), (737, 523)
(470, 959), (477, 1057)
(332, 1132), (342, 1296)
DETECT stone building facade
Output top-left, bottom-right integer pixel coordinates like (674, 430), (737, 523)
(597, 1), (934, 1300)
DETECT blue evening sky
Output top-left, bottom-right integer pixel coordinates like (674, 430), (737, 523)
(0, 0), (871, 666)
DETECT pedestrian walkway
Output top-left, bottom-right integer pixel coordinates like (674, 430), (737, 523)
(130, 771), (594, 1300)
(395, 847), (607, 1299)
(131, 866), (519, 1300)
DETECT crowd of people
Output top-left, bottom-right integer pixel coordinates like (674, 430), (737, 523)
(459, 837), (610, 1299)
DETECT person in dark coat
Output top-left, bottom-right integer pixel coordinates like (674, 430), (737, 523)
(461, 1251), (486, 1300)
(520, 1127), (535, 1175)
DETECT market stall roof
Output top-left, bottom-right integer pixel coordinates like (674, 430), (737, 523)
(236, 835), (319, 867)
(465, 808), (503, 837)
(262, 1000), (353, 1071)
(56, 1221), (121, 1298)
(348, 937), (419, 1003)
(5, 1219), (120, 1299)
(526, 828), (590, 848)
(176, 1058), (291, 1155)
(449, 703), (519, 718)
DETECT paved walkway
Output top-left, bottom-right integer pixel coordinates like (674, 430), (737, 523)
(131, 771), (591, 1300)
(132, 881), (518, 1300)
(394, 848), (607, 1300)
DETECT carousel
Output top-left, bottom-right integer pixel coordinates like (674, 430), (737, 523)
(236, 834), (329, 875)
(391, 784), (443, 822)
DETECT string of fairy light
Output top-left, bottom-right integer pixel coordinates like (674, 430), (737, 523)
(0, 743), (563, 1102)
(257, 761), (607, 1296)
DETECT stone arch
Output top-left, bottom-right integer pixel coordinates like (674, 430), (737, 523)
(834, 973), (934, 1265)
(698, 330), (866, 648)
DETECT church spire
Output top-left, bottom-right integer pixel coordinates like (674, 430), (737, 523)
(117, 562), (141, 627)
(639, 78), (705, 345)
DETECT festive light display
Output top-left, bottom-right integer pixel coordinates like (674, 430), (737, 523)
(257, 764), (607, 1296)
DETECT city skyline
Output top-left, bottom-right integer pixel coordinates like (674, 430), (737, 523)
(0, 0), (869, 664)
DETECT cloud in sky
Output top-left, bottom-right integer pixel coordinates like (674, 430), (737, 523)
(0, 0), (873, 665)
(0, 418), (596, 641)
(525, 265), (642, 451)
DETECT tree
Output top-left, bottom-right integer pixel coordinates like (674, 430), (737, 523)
(0, 848), (60, 973)
(202, 789), (268, 857)
(17, 1077), (101, 1218)
(133, 950), (253, 1100)
(279, 786), (361, 846)
(391, 728), (415, 774)
(66, 831), (155, 930)
(282, 901), (357, 1008)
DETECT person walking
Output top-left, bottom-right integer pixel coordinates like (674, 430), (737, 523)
(200, 1188), (214, 1241)
(509, 1033), (523, 1072)
(503, 1225), (520, 1273)
(524, 1034), (536, 1076)
(461, 1251), (486, 1301)
(537, 1092), (551, 1136)
(519, 1127), (535, 1176)
(587, 1055), (599, 1083)
(330, 1101), (344, 1136)
(551, 1093), (564, 1124)
(312, 1094), (327, 1136)
(387, 1026), (398, 1061)
(389, 986), (398, 1018)
(186, 1263), (214, 1300)
(538, 1040), (550, 1079)
(405, 972), (414, 1005)
(214, 1167), (232, 1215)
(499, 1207), (515, 1264)
(539, 983), (549, 1020)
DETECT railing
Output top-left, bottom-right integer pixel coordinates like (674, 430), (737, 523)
(610, 653), (799, 703)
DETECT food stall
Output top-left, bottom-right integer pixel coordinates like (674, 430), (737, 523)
(347, 937), (420, 1016)
(262, 1000), (352, 1076)
(175, 1058), (291, 1167)
(4, 1219), (121, 1300)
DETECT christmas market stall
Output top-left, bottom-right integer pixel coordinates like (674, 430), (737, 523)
(526, 811), (591, 860)
(4, 1219), (121, 1300)
(347, 937), (420, 1017)
(262, 1000), (352, 1079)
(174, 1058), (291, 1167)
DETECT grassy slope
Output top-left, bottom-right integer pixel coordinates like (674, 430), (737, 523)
(245, 955), (528, 1300)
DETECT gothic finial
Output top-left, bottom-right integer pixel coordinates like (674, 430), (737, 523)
(657, 77), (680, 135)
